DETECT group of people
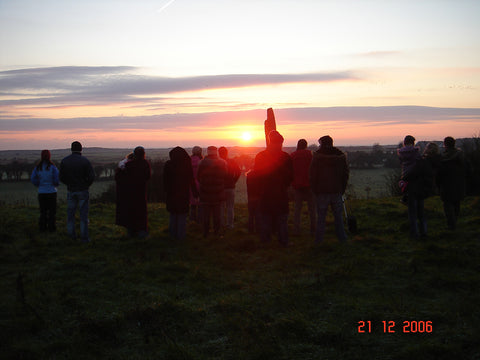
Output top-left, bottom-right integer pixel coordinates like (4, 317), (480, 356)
(30, 133), (467, 244)
(398, 135), (467, 239)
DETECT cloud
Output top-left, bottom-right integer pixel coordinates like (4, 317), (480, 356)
(0, 66), (358, 108)
(1, 106), (479, 133)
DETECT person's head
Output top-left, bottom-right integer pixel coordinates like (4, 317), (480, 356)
(207, 146), (218, 157)
(218, 146), (228, 160)
(268, 130), (284, 150)
(296, 139), (307, 150)
(423, 142), (439, 157)
(318, 135), (333, 149)
(71, 141), (82, 153)
(403, 135), (415, 146)
(192, 146), (203, 157)
(444, 136), (456, 149)
(134, 146), (145, 159)
(41, 149), (51, 162)
(169, 146), (189, 163)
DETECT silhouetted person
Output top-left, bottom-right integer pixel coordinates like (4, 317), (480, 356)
(398, 135), (431, 239)
(198, 146), (227, 238)
(123, 146), (151, 238)
(190, 146), (203, 223)
(219, 146), (241, 229)
(115, 152), (134, 230)
(437, 136), (466, 230)
(60, 141), (95, 242)
(310, 135), (348, 243)
(31, 149), (59, 232)
(164, 146), (198, 240)
(290, 139), (316, 236)
(254, 130), (294, 246)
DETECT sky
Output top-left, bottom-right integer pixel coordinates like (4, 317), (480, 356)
(0, 0), (479, 150)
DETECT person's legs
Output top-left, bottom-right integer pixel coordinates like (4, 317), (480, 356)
(417, 197), (427, 237)
(66, 192), (78, 240)
(78, 190), (90, 242)
(260, 212), (273, 243)
(443, 200), (456, 230)
(277, 213), (289, 246)
(212, 203), (222, 236)
(306, 190), (316, 236)
(47, 192), (57, 232)
(293, 189), (303, 235)
(38, 193), (48, 232)
(407, 194), (419, 238)
(169, 213), (178, 238)
(202, 203), (211, 237)
(177, 213), (188, 240)
(315, 194), (328, 243)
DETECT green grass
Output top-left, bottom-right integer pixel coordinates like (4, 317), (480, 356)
(1, 196), (479, 359)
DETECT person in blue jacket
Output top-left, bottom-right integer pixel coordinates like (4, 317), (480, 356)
(31, 149), (59, 232)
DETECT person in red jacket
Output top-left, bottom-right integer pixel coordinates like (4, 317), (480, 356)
(291, 139), (316, 236)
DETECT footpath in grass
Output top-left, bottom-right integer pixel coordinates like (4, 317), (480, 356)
(1, 196), (479, 359)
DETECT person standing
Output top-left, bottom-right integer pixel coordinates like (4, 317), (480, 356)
(218, 146), (241, 229)
(197, 146), (227, 238)
(437, 136), (466, 230)
(123, 146), (151, 238)
(59, 141), (95, 242)
(290, 139), (316, 236)
(310, 135), (349, 244)
(164, 147), (198, 240)
(253, 130), (294, 246)
(114, 152), (134, 230)
(190, 146), (203, 223)
(31, 149), (59, 232)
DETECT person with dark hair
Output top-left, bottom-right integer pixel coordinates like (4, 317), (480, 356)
(253, 130), (294, 246)
(437, 136), (466, 230)
(290, 139), (316, 236)
(197, 146), (227, 238)
(123, 146), (151, 238)
(60, 141), (95, 242)
(31, 149), (59, 232)
(218, 146), (241, 229)
(164, 146), (198, 240)
(310, 135), (349, 243)
(190, 146), (203, 223)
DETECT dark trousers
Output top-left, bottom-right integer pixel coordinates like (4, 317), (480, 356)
(408, 194), (426, 239)
(202, 203), (222, 237)
(443, 200), (460, 230)
(38, 193), (57, 232)
(260, 212), (289, 245)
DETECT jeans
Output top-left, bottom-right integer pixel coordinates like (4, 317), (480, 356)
(221, 188), (235, 228)
(38, 193), (57, 232)
(408, 194), (426, 238)
(443, 200), (460, 230)
(315, 193), (347, 243)
(202, 203), (222, 237)
(67, 190), (90, 242)
(169, 213), (188, 240)
(260, 212), (289, 245)
(293, 187), (316, 235)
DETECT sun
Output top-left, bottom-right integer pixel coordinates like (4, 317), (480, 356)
(241, 131), (252, 142)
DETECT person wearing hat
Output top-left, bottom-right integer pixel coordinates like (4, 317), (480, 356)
(253, 130), (294, 246)
(59, 141), (95, 242)
(197, 146), (228, 238)
(122, 146), (151, 238)
(309, 135), (349, 243)
(31, 149), (60, 232)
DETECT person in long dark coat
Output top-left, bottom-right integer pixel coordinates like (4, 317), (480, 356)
(164, 146), (198, 240)
(115, 152), (134, 229)
(122, 146), (151, 237)
(437, 136), (466, 230)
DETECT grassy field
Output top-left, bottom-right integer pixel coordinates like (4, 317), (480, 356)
(0, 168), (394, 206)
(1, 195), (479, 359)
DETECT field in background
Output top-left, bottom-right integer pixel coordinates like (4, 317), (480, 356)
(0, 168), (394, 205)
